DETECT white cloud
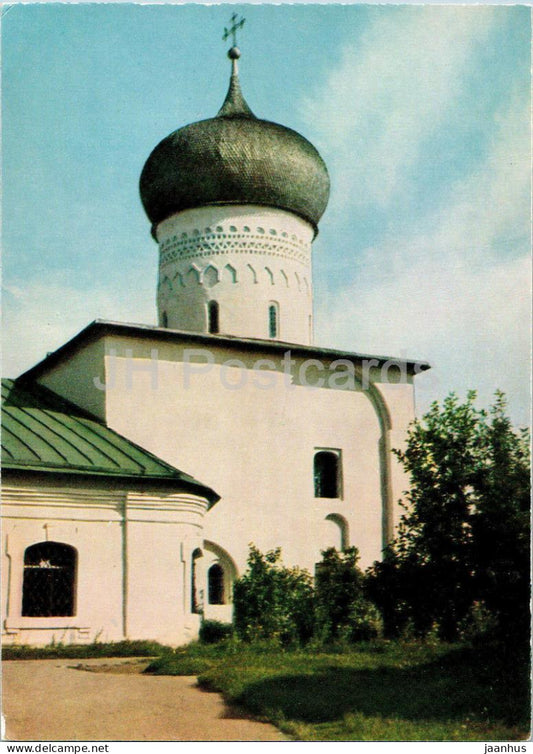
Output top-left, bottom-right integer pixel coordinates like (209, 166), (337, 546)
(303, 7), (498, 213)
(315, 89), (531, 426)
(2, 272), (156, 378)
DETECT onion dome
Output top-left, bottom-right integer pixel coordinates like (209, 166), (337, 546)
(140, 47), (330, 234)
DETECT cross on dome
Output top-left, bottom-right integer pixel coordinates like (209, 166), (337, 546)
(223, 13), (245, 49)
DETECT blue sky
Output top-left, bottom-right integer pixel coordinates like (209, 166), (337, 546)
(2, 3), (531, 426)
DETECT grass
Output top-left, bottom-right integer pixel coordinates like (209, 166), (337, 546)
(146, 639), (530, 742)
(2, 639), (173, 660)
(4, 637), (529, 741)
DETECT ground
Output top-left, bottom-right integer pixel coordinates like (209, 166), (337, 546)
(2, 658), (285, 742)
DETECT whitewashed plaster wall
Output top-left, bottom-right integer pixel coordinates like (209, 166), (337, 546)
(36, 332), (416, 576)
(2, 476), (209, 646)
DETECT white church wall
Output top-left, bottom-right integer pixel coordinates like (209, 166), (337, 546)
(1, 476), (211, 647)
(30, 327), (418, 610)
(124, 490), (207, 645)
(377, 381), (418, 532)
(2, 479), (125, 646)
(90, 333), (409, 572)
(37, 338), (107, 421)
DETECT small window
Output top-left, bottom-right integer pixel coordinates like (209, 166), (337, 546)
(208, 300), (219, 334)
(208, 564), (225, 605)
(22, 542), (77, 617)
(161, 311), (168, 328)
(314, 451), (341, 498)
(269, 303), (279, 339)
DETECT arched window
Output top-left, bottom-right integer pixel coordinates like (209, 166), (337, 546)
(208, 300), (219, 334)
(22, 542), (76, 617)
(191, 548), (203, 614)
(161, 311), (168, 328)
(208, 564), (225, 605)
(314, 451), (341, 498)
(269, 303), (279, 339)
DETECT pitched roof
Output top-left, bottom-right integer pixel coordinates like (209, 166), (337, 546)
(1, 378), (218, 503)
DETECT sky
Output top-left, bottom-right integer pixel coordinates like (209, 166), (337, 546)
(2, 2), (531, 426)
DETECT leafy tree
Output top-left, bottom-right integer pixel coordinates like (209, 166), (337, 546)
(367, 392), (530, 643)
(470, 392), (530, 643)
(315, 547), (382, 642)
(233, 545), (314, 645)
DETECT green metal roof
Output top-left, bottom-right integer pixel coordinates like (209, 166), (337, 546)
(1, 378), (218, 502)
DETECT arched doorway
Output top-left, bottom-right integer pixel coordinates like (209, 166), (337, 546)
(202, 541), (237, 623)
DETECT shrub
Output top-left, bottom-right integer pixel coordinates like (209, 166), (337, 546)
(457, 601), (499, 643)
(233, 545), (314, 645)
(2, 639), (172, 661)
(199, 620), (234, 644)
(347, 599), (383, 642)
(315, 547), (382, 643)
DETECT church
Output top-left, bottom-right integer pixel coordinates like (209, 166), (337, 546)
(1, 34), (429, 647)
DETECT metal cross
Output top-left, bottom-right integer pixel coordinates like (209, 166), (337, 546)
(223, 13), (245, 47)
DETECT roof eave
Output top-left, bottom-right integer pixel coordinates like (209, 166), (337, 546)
(17, 319), (431, 384)
(1, 463), (220, 506)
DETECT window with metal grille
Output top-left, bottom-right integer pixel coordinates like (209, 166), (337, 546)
(208, 564), (225, 605)
(22, 542), (76, 617)
(208, 301), (219, 334)
(314, 451), (340, 498)
(268, 303), (278, 338)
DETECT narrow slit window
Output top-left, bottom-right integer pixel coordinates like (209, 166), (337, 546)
(161, 311), (168, 328)
(208, 300), (219, 334)
(269, 303), (278, 338)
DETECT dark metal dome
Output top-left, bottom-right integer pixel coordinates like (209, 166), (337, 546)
(139, 56), (330, 233)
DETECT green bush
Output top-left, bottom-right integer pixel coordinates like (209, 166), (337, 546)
(199, 620), (234, 644)
(457, 601), (499, 642)
(233, 545), (314, 645)
(315, 547), (382, 643)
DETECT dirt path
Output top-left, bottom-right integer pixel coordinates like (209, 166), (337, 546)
(2, 658), (286, 741)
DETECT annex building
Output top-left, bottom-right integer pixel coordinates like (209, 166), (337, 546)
(2, 41), (429, 646)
